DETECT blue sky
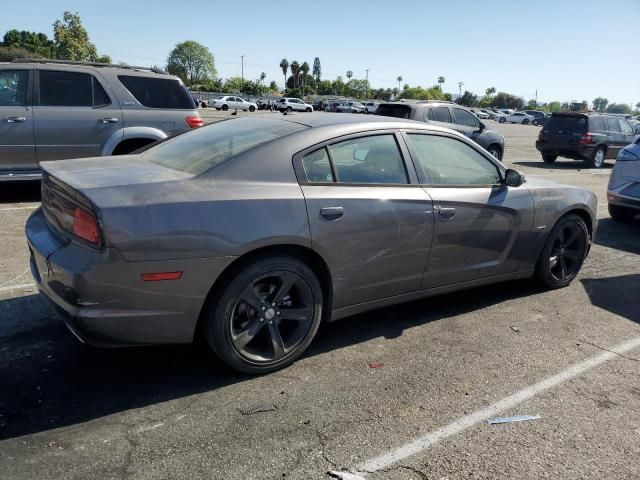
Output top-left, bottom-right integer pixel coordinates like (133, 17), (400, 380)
(4, 0), (639, 105)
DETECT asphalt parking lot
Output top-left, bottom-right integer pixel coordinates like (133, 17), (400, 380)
(1, 115), (639, 480)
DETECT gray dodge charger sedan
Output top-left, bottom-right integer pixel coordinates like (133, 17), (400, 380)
(26, 114), (597, 373)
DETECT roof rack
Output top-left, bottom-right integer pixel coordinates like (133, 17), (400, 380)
(11, 58), (168, 75)
(416, 100), (455, 104)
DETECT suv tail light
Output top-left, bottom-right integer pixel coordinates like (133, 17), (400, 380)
(185, 116), (204, 128)
(73, 208), (100, 244)
(578, 133), (593, 144)
(538, 130), (545, 141)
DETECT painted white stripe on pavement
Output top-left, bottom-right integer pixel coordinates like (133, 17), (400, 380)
(0, 283), (36, 293)
(0, 206), (39, 211)
(350, 335), (640, 475)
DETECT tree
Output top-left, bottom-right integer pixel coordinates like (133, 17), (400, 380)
(437, 76), (445, 89)
(346, 70), (353, 81)
(290, 61), (300, 88)
(260, 72), (266, 85)
(592, 97), (608, 112)
(166, 40), (216, 86)
(485, 87), (496, 96)
(269, 81), (278, 92)
(636, 102), (640, 111)
(312, 57), (321, 84)
(397, 85), (447, 101)
(224, 76), (245, 92)
(456, 90), (478, 107)
(2, 29), (55, 58)
(332, 76), (345, 96)
(279, 58), (288, 88)
(53, 11), (109, 62)
(345, 79), (370, 99)
(317, 79), (333, 95)
(397, 75), (403, 91)
(492, 91), (525, 110)
(547, 101), (562, 112)
(606, 103), (631, 114)
(300, 61), (310, 89)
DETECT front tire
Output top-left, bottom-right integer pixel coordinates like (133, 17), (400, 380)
(534, 214), (589, 289)
(249, 106), (255, 112)
(608, 203), (636, 222)
(286, 106), (293, 113)
(487, 145), (502, 160)
(499, 117), (506, 123)
(204, 255), (323, 374)
(523, 119), (530, 125)
(221, 104), (229, 111)
(532, 119), (539, 126)
(542, 154), (557, 164)
(587, 146), (606, 168)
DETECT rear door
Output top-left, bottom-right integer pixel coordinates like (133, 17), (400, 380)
(403, 131), (534, 288)
(604, 117), (624, 158)
(451, 107), (482, 140)
(296, 131), (433, 308)
(425, 106), (454, 128)
(618, 118), (635, 150)
(0, 67), (37, 172)
(33, 68), (122, 161)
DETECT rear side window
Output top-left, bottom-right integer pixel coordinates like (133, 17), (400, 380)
(144, 117), (306, 175)
(375, 104), (412, 119)
(432, 107), (452, 123)
(118, 75), (195, 109)
(546, 115), (587, 133)
(589, 117), (605, 131)
(92, 78), (110, 107)
(39, 70), (92, 107)
(302, 147), (334, 183)
(453, 108), (478, 127)
(426, 109), (435, 121)
(605, 118), (620, 132)
(326, 134), (408, 184)
(618, 119), (633, 135)
(0, 70), (28, 106)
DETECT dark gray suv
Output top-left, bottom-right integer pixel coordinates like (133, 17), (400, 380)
(375, 101), (506, 159)
(0, 59), (201, 181)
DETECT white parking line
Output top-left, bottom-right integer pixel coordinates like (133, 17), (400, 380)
(0, 282), (35, 293)
(333, 335), (640, 477)
(0, 206), (39, 212)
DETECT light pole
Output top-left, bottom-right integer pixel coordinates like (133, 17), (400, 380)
(457, 81), (464, 100)
(365, 69), (369, 99)
(241, 55), (245, 92)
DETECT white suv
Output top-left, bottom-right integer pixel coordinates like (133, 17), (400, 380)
(209, 95), (257, 112)
(278, 98), (313, 113)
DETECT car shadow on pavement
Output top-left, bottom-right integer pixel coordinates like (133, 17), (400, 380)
(581, 275), (640, 324)
(0, 181), (41, 204)
(595, 217), (640, 255)
(513, 160), (613, 170)
(0, 279), (542, 440)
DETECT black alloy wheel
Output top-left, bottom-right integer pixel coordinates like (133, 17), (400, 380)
(535, 214), (589, 288)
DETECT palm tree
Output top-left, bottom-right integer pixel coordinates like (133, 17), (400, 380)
(279, 59), (289, 88)
(259, 72), (266, 86)
(346, 70), (353, 81)
(438, 76), (445, 89)
(290, 61), (300, 88)
(486, 87), (496, 96)
(300, 62), (310, 89)
(397, 76), (403, 91)
(636, 102), (640, 111)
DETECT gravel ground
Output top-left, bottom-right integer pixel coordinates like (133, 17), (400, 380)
(0, 115), (638, 480)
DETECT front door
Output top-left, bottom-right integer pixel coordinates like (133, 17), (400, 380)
(403, 131), (534, 289)
(451, 107), (483, 142)
(33, 69), (122, 162)
(297, 132), (433, 308)
(0, 68), (37, 172)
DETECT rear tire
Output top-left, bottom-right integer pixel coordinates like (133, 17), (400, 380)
(542, 154), (557, 163)
(587, 146), (606, 168)
(286, 106), (293, 113)
(204, 255), (323, 374)
(249, 106), (255, 112)
(534, 214), (589, 289)
(305, 107), (312, 112)
(608, 203), (636, 222)
(499, 117), (506, 123)
(523, 119), (530, 125)
(222, 104), (229, 111)
(532, 119), (539, 126)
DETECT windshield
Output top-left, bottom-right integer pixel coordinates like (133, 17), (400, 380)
(143, 118), (307, 175)
(375, 104), (412, 119)
(546, 115), (588, 133)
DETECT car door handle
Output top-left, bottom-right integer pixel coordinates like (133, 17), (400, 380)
(320, 207), (344, 220)
(6, 116), (26, 123)
(437, 207), (456, 220)
(99, 117), (119, 124)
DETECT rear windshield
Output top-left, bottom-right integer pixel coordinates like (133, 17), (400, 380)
(118, 75), (195, 109)
(143, 118), (307, 175)
(545, 115), (587, 133)
(375, 104), (412, 119)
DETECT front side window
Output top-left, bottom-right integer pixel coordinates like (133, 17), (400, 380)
(618, 119), (633, 135)
(39, 70), (92, 107)
(118, 75), (194, 109)
(0, 70), (28, 106)
(326, 134), (408, 184)
(408, 134), (501, 186)
(453, 108), (479, 127)
(431, 107), (452, 123)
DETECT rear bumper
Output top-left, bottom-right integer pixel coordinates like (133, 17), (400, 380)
(535, 142), (595, 160)
(26, 208), (236, 346)
(607, 191), (640, 210)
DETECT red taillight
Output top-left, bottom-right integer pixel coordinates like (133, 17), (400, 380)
(538, 130), (545, 141)
(579, 133), (593, 145)
(185, 116), (204, 128)
(73, 207), (99, 244)
(141, 272), (183, 281)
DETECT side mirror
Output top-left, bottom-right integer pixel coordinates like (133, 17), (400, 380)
(477, 122), (485, 132)
(504, 169), (525, 187)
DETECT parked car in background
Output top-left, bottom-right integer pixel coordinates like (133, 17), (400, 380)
(363, 101), (379, 114)
(26, 114), (597, 374)
(499, 109), (515, 115)
(0, 59), (201, 181)
(312, 100), (329, 111)
(278, 97), (313, 112)
(607, 137), (640, 221)
(536, 112), (637, 168)
(209, 95), (257, 112)
(524, 110), (549, 126)
(375, 101), (505, 159)
(504, 112), (535, 124)
(491, 110), (509, 122)
(607, 138), (640, 222)
(336, 101), (364, 113)
(469, 108), (489, 119)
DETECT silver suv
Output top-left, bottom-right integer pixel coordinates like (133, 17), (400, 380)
(277, 97), (313, 113)
(0, 59), (201, 181)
